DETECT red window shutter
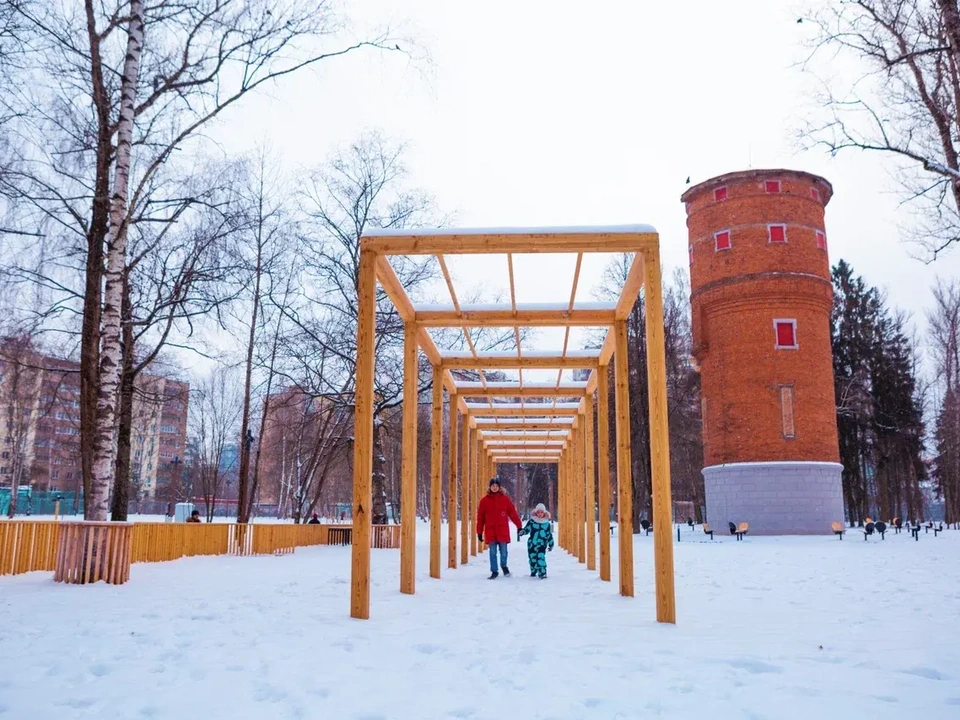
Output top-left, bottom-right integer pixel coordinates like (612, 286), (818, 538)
(775, 321), (796, 348)
(769, 224), (786, 243)
(765, 180), (780, 193)
(714, 186), (727, 202)
(714, 230), (731, 251)
(816, 231), (826, 249)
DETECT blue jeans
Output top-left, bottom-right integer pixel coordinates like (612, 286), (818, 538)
(488, 542), (509, 574)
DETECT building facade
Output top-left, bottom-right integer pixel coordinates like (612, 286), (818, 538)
(681, 169), (844, 534)
(0, 337), (188, 503)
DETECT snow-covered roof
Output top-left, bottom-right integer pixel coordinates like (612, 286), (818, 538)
(362, 224), (656, 238)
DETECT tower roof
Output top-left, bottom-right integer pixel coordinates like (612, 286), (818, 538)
(681, 168), (833, 206)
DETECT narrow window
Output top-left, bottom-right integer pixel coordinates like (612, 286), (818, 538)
(768, 224), (787, 243)
(765, 180), (781, 193)
(714, 230), (731, 251)
(688, 243), (694, 264)
(816, 230), (826, 250)
(774, 319), (798, 349)
(810, 187), (820, 202)
(714, 186), (727, 202)
(780, 386), (795, 438)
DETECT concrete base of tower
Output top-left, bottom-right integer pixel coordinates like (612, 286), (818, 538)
(702, 461), (844, 535)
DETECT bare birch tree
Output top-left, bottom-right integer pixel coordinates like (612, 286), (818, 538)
(4, 0), (406, 519)
(192, 366), (243, 522)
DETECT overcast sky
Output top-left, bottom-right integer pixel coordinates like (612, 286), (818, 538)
(211, 0), (958, 377)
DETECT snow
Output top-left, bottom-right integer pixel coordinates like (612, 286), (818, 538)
(463, 402), (582, 410)
(362, 224), (658, 237)
(441, 349), (600, 359)
(1, 525), (958, 719)
(455, 382), (589, 390)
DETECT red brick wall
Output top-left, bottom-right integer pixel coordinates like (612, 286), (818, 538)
(682, 169), (840, 466)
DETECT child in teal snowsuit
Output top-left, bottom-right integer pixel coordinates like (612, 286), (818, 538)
(517, 503), (554, 578)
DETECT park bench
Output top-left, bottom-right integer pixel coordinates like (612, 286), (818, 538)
(729, 522), (749, 541)
(831, 521), (845, 539)
(863, 521), (875, 540)
(640, 519), (652, 536)
(931, 522), (944, 537)
(892, 517), (903, 533)
(702, 523), (714, 539)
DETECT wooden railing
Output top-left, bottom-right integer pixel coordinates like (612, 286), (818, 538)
(0, 521), (399, 578)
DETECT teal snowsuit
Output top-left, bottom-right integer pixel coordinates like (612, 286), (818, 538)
(518, 518), (554, 578)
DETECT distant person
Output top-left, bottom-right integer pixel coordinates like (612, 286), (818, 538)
(476, 477), (522, 579)
(518, 503), (554, 579)
(340, 511), (346, 521)
(308, 513), (321, 525)
(186, 510), (201, 523)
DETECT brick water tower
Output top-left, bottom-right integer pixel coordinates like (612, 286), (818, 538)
(681, 169), (844, 535)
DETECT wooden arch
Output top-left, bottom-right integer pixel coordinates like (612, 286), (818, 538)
(349, 226), (676, 623)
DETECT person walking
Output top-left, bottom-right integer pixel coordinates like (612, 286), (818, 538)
(476, 477), (522, 579)
(518, 503), (554, 579)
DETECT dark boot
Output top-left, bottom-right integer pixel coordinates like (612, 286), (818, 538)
(501, 566), (510, 577)
(488, 571), (498, 580)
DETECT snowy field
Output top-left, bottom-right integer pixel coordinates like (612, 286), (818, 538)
(1, 523), (958, 720)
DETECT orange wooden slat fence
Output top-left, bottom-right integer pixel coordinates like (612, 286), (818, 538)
(54, 522), (133, 585)
(0, 521), (399, 579)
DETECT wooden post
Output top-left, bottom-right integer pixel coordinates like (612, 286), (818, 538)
(54, 499), (60, 522)
(643, 248), (677, 624)
(461, 422), (470, 565)
(596, 369), (612, 582)
(430, 366), (443, 579)
(350, 248), (376, 619)
(400, 324), (418, 595)
(447, 397), (458, 570)
(470, 428), (478, 557)
(613, 319), (634, 597)
(585, 393), (597, 571)
(575, 422), (585, 564)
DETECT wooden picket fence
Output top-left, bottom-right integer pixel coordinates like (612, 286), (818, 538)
(0, 521), (399, 578)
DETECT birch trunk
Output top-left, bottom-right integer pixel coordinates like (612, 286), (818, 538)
(89, 2), (145, 521)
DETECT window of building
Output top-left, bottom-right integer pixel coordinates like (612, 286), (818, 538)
(714, 230), (732, 251)
(0, 452), (6, 459)
(51, 470), (59, 480)
(765, 180), (781, 193)
(816, 231), (826, 250)
(0, 467), (6, 474)
(768, 224), (787, 243)
(810, 187), (820, 202)
(774, 319), (798, 349)
(780, 385), (796, 438)
(714, 186), (727, 202)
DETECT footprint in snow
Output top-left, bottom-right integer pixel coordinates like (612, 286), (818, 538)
(900, 666), (949, 681)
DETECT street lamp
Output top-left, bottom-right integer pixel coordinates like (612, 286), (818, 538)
(170, 455), (182, 503)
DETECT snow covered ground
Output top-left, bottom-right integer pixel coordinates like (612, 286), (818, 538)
(1, 523), (958, 719)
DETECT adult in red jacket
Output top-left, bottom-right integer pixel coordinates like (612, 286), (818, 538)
(477, 477), (522, 579)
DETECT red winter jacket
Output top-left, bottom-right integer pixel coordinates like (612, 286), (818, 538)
(477, 491), (522, 544)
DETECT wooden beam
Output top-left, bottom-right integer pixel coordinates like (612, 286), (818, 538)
(596, 366), (612, 582)
(350, 249), (377, 620)
(463, 405), (581, 417)
(416, 305), (616, 327)
(447, 395), (459, 570)
(472, 421), (576, 431)
(430, 366), (443, 580)
(470, 428), (478, 557)
(613, 320), (634, 598)
(456, 384), (588, 398)
(460, 421), (470, 565)
(615, 253), (646, 320)
(442, 354), (600, 370)
(491, 457), (560, 463)
(362, 227), (659, 256)
(585, 393), (597, 572)
(375, 256), (415, 322)
(575, 423), (585, 564)
(400, 324), (418, 595)
(643, 247), (677, 624)
(483, 440), (566, 447)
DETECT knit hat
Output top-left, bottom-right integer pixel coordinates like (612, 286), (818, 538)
(531, 503), (551, 521)
(489, 477), (501, 488)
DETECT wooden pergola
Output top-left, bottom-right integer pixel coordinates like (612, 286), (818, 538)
(349, 226), (676, 624)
